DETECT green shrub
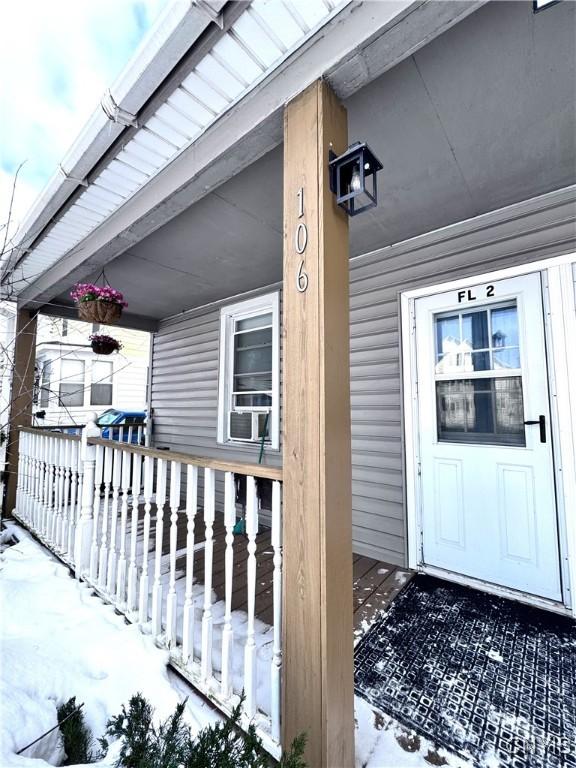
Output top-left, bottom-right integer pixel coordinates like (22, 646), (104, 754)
(57, 697), (97, 765)
(102, 692), (307, 768)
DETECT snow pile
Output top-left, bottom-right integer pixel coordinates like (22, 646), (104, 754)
(0, 523), (473, 768)
(0, 527), (219, 767)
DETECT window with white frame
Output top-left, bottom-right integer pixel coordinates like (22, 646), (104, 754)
(218, 293), (279, 448)
(59, 359), (85, 407)
(91, 360), (113, 406)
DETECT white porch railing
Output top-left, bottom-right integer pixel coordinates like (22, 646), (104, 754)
(13, 422), (283, 757)
(31, 422), (149, 445)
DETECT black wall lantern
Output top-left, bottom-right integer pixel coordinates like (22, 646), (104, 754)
(329, 141), (383, 216)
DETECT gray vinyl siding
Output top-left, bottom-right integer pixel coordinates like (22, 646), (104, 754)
(151, 298), (282, 469)
(150, 187), (576, 567)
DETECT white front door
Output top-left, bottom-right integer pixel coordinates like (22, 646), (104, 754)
(415, 272), (562, 601)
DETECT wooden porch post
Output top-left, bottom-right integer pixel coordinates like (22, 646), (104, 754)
(4, 307), (38, 515)
(282, 80), (354, 767)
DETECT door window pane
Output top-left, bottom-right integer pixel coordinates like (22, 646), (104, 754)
(435, 302), (520, 374)
(493, 348), (521, 370)
(435, 315), (460, 358)
(462, 311), (489, 350)
(491, 306), (519, 348)
(436, 349), (490, 374)
(436, 376), (525, 446)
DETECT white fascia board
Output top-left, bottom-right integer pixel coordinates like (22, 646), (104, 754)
(19, 0), (486, 307)
(8, 0), (227, 261)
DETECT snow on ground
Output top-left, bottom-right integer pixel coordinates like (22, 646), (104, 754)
(0, 522), (473, 768)
(0, 524), (219, 767)
(355, 696), (475, 768)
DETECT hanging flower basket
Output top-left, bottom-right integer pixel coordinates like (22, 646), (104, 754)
(71, 283), (128, 325)
(90, 334), (122, 355)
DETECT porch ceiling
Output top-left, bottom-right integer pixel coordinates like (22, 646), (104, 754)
(49, 0), (575, 323)
(63, 146), (285, 319)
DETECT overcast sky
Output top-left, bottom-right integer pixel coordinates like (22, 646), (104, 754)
(0, 0), (168, 238)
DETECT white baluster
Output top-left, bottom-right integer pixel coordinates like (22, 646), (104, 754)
(25, 432), (33, 525)
(243, 475), (259, 717)
(74, 438), (84, 563)
(270, 480), (283, 742)
(37, 435), (46, 531)
(221, 471), (236, 699)
(30, 432), (37, 525)
(151, 459), (167, 638)
(106, 448), (122, 594)
(19, 432), (28, 521)
(27, 432), (36, 527)
(89, 443), (103, 580)
(54, 437), (65, 547)
(200, 467), (215, 683)
(182, 465), (198, 664)
(27, 432), (34, 524)
(165, 461), (181, 647)
(67, 441), (79, 559)
(28, 432), (36, 527)
(138, 455), (154, 625)
(61, 440), (71, 551)
(115, 450), (132, 606)
(98, 446), (113, 587)
(35, 434), (43, 530)
(31, 434), (40, 529)
(46, 437), (56, 542)
(42, 436), (52, 537)
(39, 436), (49, 532)
(126, 452), (142, 614)
(74, 417), (99, 578)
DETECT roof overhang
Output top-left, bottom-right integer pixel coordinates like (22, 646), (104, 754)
(4, 0), (485, 311)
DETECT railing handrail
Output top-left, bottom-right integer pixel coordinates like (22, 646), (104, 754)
(87, 436), (283, 482)
(20, 426), (81, 441)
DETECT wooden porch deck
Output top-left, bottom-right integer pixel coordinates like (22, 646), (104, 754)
(162, 514), (412, 633)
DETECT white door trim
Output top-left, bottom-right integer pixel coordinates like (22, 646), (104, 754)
(401, 252), (576, 616)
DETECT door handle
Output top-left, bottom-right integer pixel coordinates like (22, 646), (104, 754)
(524, 415), (546, 443)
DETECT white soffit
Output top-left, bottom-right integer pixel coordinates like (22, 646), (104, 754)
(9, 0), (345, 294)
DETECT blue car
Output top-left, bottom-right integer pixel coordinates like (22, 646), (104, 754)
(96, 409), (147, 444)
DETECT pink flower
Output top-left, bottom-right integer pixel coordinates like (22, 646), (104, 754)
(71, 283), (128, 308)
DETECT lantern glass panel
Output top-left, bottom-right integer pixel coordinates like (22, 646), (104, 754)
(335, 149), (378, 215)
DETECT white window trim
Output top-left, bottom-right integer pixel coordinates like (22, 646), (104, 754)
(47, 352), (116, 411)
(90, 359), (114, 407)
(217, 291), (280, 450)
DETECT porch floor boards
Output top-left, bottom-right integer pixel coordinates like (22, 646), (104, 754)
(142, 508), (412, 631)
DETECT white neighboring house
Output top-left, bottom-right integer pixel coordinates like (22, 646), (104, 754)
(34, 316), (150, 427)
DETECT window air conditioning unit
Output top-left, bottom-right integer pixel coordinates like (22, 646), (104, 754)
(229, 410), (270, 443)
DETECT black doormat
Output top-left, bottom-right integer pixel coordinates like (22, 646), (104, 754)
(354, 576), (576, 768)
